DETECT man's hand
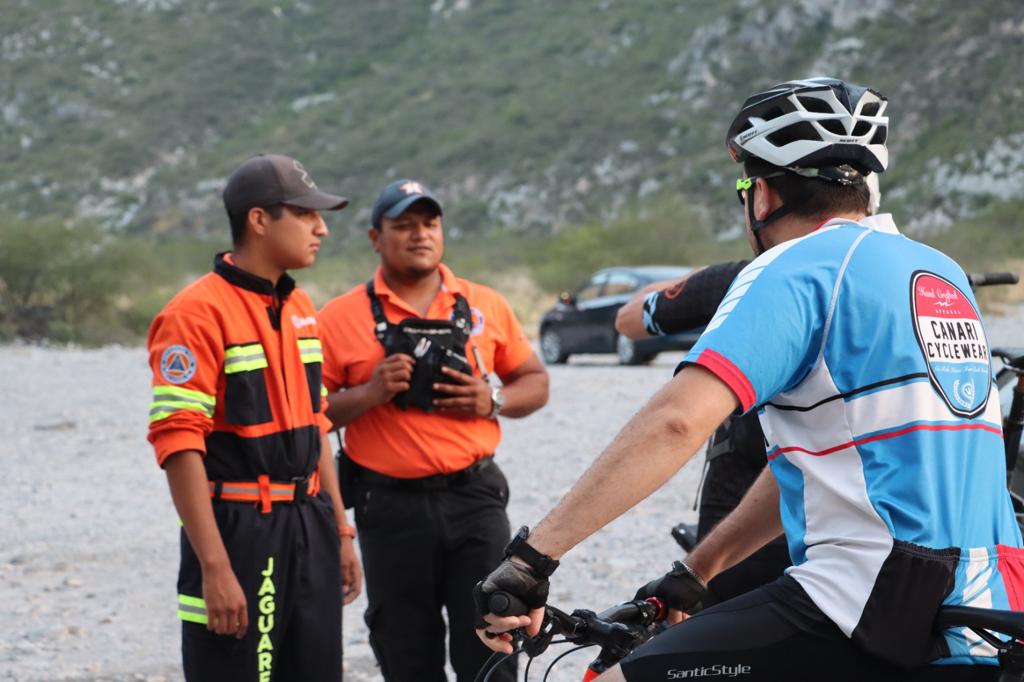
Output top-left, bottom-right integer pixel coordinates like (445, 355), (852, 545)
(433, 366), (492, 416)
(473, 559), (549, 653)
(367, 353), (414, 405)
(202, 561), (249, 638)
(341, 536), (362, 605)
(634, 561), (708, 625)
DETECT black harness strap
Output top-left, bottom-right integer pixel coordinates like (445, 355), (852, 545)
(365, 280), (473, 348)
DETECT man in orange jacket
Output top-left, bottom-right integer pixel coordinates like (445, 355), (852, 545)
(147, 154), (360, 681)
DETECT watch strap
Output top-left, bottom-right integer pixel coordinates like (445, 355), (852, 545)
(505, 526), (559, 578)
(488, 386), (504, 419)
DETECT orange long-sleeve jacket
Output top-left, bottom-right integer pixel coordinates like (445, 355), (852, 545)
(147, 253), (331, 481)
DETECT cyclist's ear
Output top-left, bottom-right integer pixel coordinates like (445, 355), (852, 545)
(753, 177), (782, 222)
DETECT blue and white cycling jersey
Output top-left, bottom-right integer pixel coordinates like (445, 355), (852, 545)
(683, 214), (1024, 667)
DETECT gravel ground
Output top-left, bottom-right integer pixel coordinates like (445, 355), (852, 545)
(3, 304), (1023, 682)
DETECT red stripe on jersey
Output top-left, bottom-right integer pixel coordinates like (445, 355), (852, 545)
(694, 349), (756, 413)
(768, 422), (1002, 460)
(997, 545), (1024, 611)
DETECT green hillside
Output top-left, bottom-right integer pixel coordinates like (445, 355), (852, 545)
(4, 0), (1023, 238)
(2, 0), (1024, 344)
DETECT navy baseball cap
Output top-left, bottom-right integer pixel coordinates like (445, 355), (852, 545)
(370, 179), (443, 229)
(223, 154), (348, 216)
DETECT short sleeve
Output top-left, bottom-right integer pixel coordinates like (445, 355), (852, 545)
(646, 261), (749, 336)
(147, 307), (223, 467)
(681, 254), (831, 413)
(491, 295), (535, 377)
(318, 303), (347, 393)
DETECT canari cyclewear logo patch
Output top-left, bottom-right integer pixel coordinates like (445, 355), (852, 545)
(667, 664), (752, 679)
(256, 556), (276, 682)
(160, 345), (197, 384)
(910, 271), (991, 418)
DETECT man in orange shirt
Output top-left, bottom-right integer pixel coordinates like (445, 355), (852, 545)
(148, 154), (360, 681)
(319, 179), (549, 681)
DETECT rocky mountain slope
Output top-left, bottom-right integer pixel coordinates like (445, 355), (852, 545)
(3, 0), (1023, 244)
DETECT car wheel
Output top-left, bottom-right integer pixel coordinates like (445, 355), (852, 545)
(541, 329), (568, 364)
(617, 334), (652, 366)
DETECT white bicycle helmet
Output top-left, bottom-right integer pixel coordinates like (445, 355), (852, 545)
(726, 77), (889, 175)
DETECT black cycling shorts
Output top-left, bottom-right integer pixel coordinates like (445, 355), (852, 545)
(619, 575), (998, 682)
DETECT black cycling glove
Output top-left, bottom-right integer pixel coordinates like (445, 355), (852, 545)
(473, 559), (550, 627)
(634, 560), (708, 614)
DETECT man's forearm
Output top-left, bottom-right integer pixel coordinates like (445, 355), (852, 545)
(165, 450), (231, 570)
(685, 467), (783, 582)
(528, 365), (737, 560)
(498, 370), (549, 418)
(325, 383), (380, 429)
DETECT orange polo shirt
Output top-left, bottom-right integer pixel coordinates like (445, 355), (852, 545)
(319, 264), (534, 478)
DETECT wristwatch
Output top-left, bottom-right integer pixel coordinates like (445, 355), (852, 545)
(504, 526), (559, 578)
(488, 385), (505, 419)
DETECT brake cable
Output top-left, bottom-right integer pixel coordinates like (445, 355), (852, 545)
(541, 643), (597, 681)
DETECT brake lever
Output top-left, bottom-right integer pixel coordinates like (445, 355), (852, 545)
(509, 605), (576, 658)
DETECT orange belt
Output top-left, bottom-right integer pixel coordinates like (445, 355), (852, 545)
(209, 470), (321, 514)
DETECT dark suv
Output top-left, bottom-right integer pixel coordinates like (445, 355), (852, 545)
(538, 266), (701, 365)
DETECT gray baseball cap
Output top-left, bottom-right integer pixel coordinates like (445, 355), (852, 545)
(222, 154), (348, 215)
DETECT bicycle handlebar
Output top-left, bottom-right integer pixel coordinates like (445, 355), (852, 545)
(967, 272), (1020, 288)
(485, 593), (665, 675)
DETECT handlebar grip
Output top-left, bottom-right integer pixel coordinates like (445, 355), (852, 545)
(488, 591), (530, 617)
(968, 272), (1020, 288)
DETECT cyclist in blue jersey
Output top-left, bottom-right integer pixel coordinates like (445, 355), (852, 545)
(475, 78), (1023, 681)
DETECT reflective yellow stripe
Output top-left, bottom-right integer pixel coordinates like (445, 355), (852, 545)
(178, 610), (207, 624)
(149, 403), (212, 422)
(149, 386), (216, 422)
(320, 385), (328, 398)
(225, 343), (263, 358)
(298, 338), (323, 364)
(153, 385), (215, 407)
(224, 358), (268, 373)
(177, 594), (208, 624)
(178, 594), (206, 608)
(224, 343), (268, 374)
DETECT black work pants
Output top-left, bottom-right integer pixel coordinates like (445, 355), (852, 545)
(179, 493), (342, 682)
(620, 575), (998, 682)
(354, 459), (514, 682)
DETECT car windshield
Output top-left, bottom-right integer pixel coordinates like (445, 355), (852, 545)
(630, 266), (693, 284)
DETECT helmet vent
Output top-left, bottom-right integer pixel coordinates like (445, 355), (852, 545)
(860, 102), (881, 117)
(797, 96), (832, 114)
(852, 121), (873, 137)
(767, 122), (821, 147)
(870, 127), (888, 145)
(819, 119), (846, 136)
(762, 106), (786, 121)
